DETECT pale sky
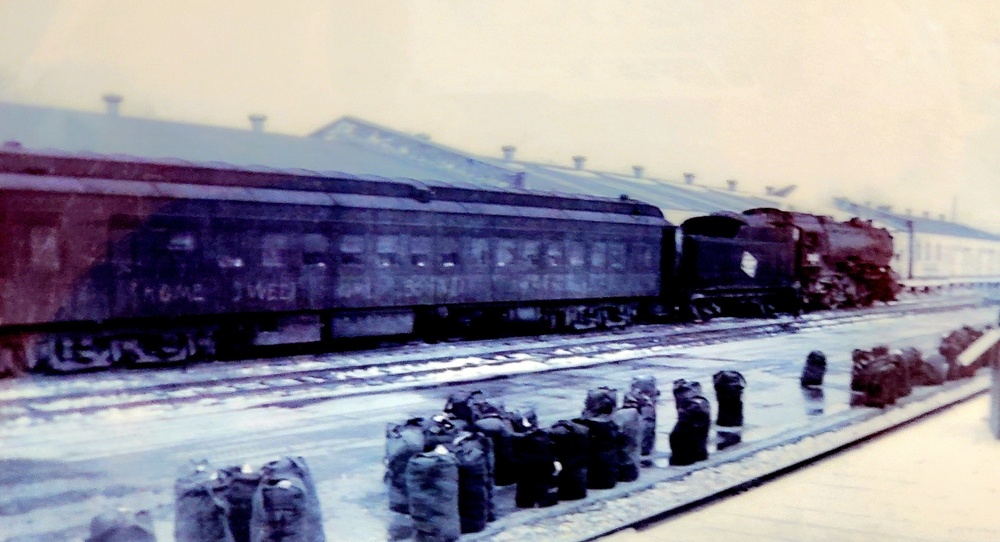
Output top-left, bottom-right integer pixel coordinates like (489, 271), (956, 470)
(1, 1), (998, 229)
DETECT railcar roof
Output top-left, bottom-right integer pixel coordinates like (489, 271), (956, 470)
(0, 147), (668, 225)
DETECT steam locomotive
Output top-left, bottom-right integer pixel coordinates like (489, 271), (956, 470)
(0, 146), (900, 376)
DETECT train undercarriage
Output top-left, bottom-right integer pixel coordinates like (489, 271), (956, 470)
(0, 299), (646, 376)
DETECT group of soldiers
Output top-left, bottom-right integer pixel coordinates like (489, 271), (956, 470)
(384, 371), (748, 542)
(847, 324), (989, 408)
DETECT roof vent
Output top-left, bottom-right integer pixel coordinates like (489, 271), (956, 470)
(683, 172), (695, 185)
(572, 155), (586, 170)
(632, 165), (644, 178)
(102, 94), (123, 116)
(502, 145), (516, 161)
(511, 171), (526, 189)
(726, 179), (737, 192)
(248, 114), (267, 133)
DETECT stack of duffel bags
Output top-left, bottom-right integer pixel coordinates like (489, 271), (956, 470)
(382, 381), (663, 540)
(383, 391), (500, 542)
(175, 456), (325, 542)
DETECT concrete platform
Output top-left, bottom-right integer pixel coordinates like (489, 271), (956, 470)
(603, 393), (1000, 542)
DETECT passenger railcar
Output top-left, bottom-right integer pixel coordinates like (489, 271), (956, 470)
(0, 147), (669, 375)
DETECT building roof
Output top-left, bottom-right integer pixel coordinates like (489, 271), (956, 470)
(0, 102), (479, 184)
(834, 198), (1000, 241)
(314, 117), (785, 223)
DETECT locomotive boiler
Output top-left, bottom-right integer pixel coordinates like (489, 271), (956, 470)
(740, 208), (900, 309)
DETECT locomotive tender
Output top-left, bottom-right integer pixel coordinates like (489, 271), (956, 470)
(0, 146), (899, 376)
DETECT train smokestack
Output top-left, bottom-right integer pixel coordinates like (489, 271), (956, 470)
(632, 165), (644, 178)
(102, 94), (123, 116)
(684, 172), (695, 185)
(572, 156), (586, 170)
(727, 179), (737, 192)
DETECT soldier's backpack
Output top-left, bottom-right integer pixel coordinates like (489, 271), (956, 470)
(548, 419), (589, 500)
(800, 350), (827, 387)
(512, 426), (558, 508)
(174, 461), (234, 542)
(623, 389), (657, 457)
(250, 456), (325, 542)
(672, 379), (703, 405)
(445, 433), (492, 533)
(443, 390), (484, 426)
(87, 509), (156, 542)
(712, 371), (746, 427)
(669, 395), (711, 466)
(573, 416), (620, 490)
(629, 375), (660, 402)
(613, 405), (642, 482)
(218, 464), (263, 542)
(473, 412), (517, 487)
(582, 387), (618, 418)
(506, 405), (540, 434)
(406, 448), (461, 542)
(423, 414), (466, 450)
(385, 418), (427, 513)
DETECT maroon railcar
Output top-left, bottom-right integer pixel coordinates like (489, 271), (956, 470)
(0, 146), (669, 375)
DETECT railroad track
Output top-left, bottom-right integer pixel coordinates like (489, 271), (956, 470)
(1, 294), (989, 421)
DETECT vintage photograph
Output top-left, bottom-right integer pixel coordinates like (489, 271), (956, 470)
(0, 2), (998, 541)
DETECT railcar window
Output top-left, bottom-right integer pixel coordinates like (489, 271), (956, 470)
(303, 233), (328, 266)
(590, 242), (607, 269)
(262, 234), (290, 268)
(439, 238), (460, 268)
(376, 235), (403, 267)
(410, 236), (431, 268)
(637, 244), (655, 269)
(522, 241), (541, 267)
(29, 225), (60, 271)
(168, 233), (196, 252)
(545, 243), (564, 267)
(496, 239), (516, 268)
(466, 238), (490, 267)
(339, 235), (365, 266)
(608, 243), (625, 270)
(568, 241), (585, 267)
